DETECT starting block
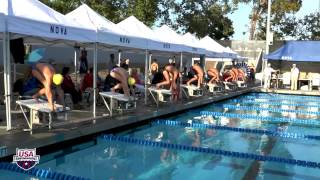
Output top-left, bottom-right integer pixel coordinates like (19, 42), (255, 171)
(237, 81), (247, 88)
(181, 85), (203, 98)
(148, 87), (172, 107)
(224, 82), (238, 91)
(207, 83), (224, 93)
(16, 99), (68, 131)
(99, 92), (136, 116)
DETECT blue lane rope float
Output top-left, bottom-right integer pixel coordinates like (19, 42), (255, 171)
(222, 104), (320, 115)
(243, 95), (320, 103)
(102, 134), (320, 169)
(200, 111), (320, 126)
(0, 162), (90, 180)
(230, 100), (320, 108)
(249, 93), (320, 99)
(151, 120), (320, 140)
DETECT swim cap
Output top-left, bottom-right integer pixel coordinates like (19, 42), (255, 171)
(128, 77), (136, 86)
(53, 74), (64, 85)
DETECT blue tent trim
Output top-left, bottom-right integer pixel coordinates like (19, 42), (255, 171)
(264, 41), (320, 62)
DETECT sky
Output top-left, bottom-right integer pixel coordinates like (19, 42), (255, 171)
(228, 0), (319, 40)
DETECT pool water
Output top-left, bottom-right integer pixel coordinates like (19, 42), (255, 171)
(2, 93), (320, 180)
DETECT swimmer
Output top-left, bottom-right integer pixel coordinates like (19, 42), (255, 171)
(156, 64), (180, 101)
(110, 66), (130, 97)
(31, 63), (63, 111)
(187, 63), (204, 87)
(207, 68), (220, 84)
(237, 68), (246, 81)
(224, 69), (236, 82)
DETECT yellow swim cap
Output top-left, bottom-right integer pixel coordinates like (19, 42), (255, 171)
(53, 74), (64, 85)
(128, 77), (136, 86)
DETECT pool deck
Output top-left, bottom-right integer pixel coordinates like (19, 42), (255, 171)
(0, 85), (258, 160)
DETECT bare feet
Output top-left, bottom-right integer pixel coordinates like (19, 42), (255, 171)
(49, 103), (55, 112)
(32, 95), (40, 102)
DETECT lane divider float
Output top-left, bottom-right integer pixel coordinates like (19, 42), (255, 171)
(200, 111), (320, 126)
(230, 100), (320, 109)
(223, 104), (320, 115)
(152, 120), (320, 140)
(0, 162), (90, 180)
(242, 96), (320, 103)
(102, 134), (320, 169)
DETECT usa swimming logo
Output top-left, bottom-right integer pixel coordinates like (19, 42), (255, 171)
(13, 148), (40, 171)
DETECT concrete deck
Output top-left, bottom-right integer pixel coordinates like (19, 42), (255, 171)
(0, 86), (257, 160)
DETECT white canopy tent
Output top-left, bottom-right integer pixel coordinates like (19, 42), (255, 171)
(182, 33), (207, 55)
(224, 46), (238, 59)
(0, 0), (97, 130)
(0, 0), (96, 42)
(117, 16), (185, 54)
(66, 4), (148, 51)
(199, 35), (226, 58)
(153, 25), (199, 54)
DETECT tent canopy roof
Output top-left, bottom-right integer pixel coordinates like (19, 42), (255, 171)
(265, 41), (320, 62)
(153, 25), (184, 45)
(182, 33), (206, 54)
(66, 4), (149, 50)
(0, 0), (95, 42)
(117, 16), (158, 40)
(66, 4), (124, 34)
(117, 16), (186, 53)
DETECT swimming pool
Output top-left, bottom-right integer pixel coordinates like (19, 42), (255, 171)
(2, 92), (320, 179)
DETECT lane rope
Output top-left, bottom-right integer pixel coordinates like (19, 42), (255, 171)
(102, 134), (320, 169)
(230, 100), (320, 108)
(242, 96), (320, 103)
(152, 120), (320, 140)
(223, 104), (320, 115)
(249, 93), (320, 99)
(0, 162), (90, 180)
(200, 111), (320, 126)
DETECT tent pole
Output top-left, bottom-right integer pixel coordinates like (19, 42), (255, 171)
(148, 52), (152, 82)
(2, 29), (8, 130)
(180, 52), (183, 98)
(4, 31), (11, 130)
(7, 32), (11, 130)
(13, 63), (16, 82)
(144, 50), (148, 105)
(93, 43), (98, 118)
(118, 50), (121, 66)
(74, 47), (77, 84)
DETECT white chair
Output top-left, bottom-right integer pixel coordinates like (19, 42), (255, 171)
(282, 72), (291, 89)
(311, 73), (320, 90)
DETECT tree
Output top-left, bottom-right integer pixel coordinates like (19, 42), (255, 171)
(40, 0), (128, 23)
(295, 12), (320, 40)
(126, 0), (160, 27)
(40, 0), (161, 26)
(234, 0), (302, 40)
(174, 0), (234, 40)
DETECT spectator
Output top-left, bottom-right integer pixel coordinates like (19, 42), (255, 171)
(120, 58), (130, 70)
(107, 53), (115, 71)
(79, 49), (88, 74)
(61, 67), (82, 105)
(264, 63), (276, 89)
(130, 69), (142, 85)
(81, 67), (101, 92)
(290, 64), (299, 90)
(150, 59), (159, 74)
(248, 63), (255, 81)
